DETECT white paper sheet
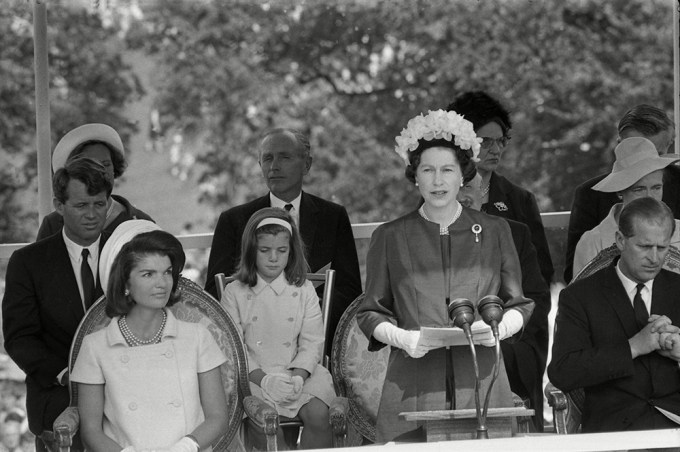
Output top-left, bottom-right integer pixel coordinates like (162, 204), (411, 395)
(419, 323), (493, 347)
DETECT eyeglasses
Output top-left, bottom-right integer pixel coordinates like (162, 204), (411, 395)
(480, 136), (510, 150)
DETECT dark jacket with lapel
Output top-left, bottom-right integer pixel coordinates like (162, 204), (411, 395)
(205, 191), (362, 349)
(484, 171), (553, 284)
(502, 219), (550, 431)
(565, 166), (680, 283)
(2, 232), (105, 434)
(548, 265), (680, 432)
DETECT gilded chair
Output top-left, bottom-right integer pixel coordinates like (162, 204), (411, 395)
(214, 270), (347, 450)
(546, 244), (680, 434)
(46, 277), (256, 451)
(331, 293), (533, 445)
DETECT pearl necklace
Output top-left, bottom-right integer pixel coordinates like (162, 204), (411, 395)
(118, 309), (167, 347)
(419, 201), (463, 235)
(481, 182), (491, 197)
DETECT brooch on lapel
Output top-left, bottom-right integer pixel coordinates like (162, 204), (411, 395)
(494, 201), (508, 212)
(471, 224), (482, 242)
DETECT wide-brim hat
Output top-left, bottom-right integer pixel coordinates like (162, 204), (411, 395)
(99, 220), (161, 293)
(52, 123), (124, 172)
(592, 137), (680, 192)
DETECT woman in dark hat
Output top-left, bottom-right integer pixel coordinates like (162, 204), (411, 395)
(447, 92), (553, 285)
(36, 123), (153, 241)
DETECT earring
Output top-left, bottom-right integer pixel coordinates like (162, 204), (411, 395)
(124, 289), (130, 296)
(415, 182), (419, 187)
(460, 182), (464, 187)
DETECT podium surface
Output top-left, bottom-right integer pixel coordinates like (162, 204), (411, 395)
(400, 407), (534, 441)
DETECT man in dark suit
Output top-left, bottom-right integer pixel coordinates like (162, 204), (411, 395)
(550, 197), (680, 432)
(458, 173), (550, 431)
(205, 128), (362, 352)
(565, 104), (680, 282)
(2, 158), (112, 448)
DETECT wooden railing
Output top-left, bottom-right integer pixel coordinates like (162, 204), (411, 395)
(0, 211), (570, 260)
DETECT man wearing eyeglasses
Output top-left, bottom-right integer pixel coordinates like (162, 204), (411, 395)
(448, 91), (554, 286)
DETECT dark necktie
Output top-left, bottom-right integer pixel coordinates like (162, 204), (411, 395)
(633, 283), (649, 329)
(284, 203), (293, 212)
(81, 248), (95, 309)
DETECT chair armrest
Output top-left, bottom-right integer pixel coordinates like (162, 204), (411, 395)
(329, 397), (348, 447)
(545, 382), (582, 434)
(53, 406), (79, 448)
(243, 395), (278, 434)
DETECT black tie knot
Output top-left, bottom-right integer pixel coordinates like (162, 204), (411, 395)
(284, 204), (293, 212)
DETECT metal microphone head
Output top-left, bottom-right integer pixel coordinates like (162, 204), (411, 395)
(448, 298), (475, 329)
(478, 295), (504, 326)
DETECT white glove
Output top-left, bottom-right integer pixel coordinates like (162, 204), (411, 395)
(478, 310), (524, 347)
(373, 322), (430, 358)
(165, 437), (199, 452)
(261, 373), (296, 403)
(291, 375), (304, 395)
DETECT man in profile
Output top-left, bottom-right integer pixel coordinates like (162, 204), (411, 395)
(565, 104), (680, 282)
(550, 197), (680, 432)
(2, 158), (112, 449)
(205, 128), (362, 351)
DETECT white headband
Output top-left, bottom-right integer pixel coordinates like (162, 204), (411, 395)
(256, 218), (293, 234)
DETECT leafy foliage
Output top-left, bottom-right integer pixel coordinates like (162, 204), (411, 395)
(1, 0), (675, 239)
(132, 0), (673, 222)
(0, 1), (142, 241)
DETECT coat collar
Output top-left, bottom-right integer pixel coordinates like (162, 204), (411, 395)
(252, 272), (288, 295)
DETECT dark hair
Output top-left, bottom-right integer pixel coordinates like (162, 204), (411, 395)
(234, 207), (308, 287)
(404, 138), (477, 185)
(260, 128), (311, 159)
(619, 197), (675, 239)
(618, 104), (674, 138)
(53, 157), (113, 203)
(106, 230), (186, 317)
(69, 140), (127, 178)
(446, 91), (512, 135)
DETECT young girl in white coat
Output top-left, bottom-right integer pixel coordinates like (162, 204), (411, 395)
(221, 207), (334, 449)
(71, 224), (229, 452)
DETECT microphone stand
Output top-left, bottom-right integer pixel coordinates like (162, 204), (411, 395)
(477, 295), (505, 439)
(448, 299), (485, 438)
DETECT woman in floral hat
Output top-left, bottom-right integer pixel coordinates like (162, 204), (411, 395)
(356, 110), (535, 442)
(447, 92), (553, 286)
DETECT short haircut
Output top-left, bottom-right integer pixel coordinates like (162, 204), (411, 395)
(69, 139), (127, 178)
(260, 128), (311, 159)
(52, 157), (113, 204)
(446, 91), (512, 135)
(404, 138), (477, 185)
(618, 104), (674, 138)
(234, 207), (309, 287)
(105, 230), (186, 317)
(618, 197), (675, 239)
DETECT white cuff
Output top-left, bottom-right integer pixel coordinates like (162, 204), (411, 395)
(498, 309), (524, 340)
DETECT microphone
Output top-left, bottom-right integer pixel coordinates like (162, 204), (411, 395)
(448, 298), (475, 330)
(478, 295), (504, 336)
(448, 298), (485, 438)
(477, 295), (505, 438)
